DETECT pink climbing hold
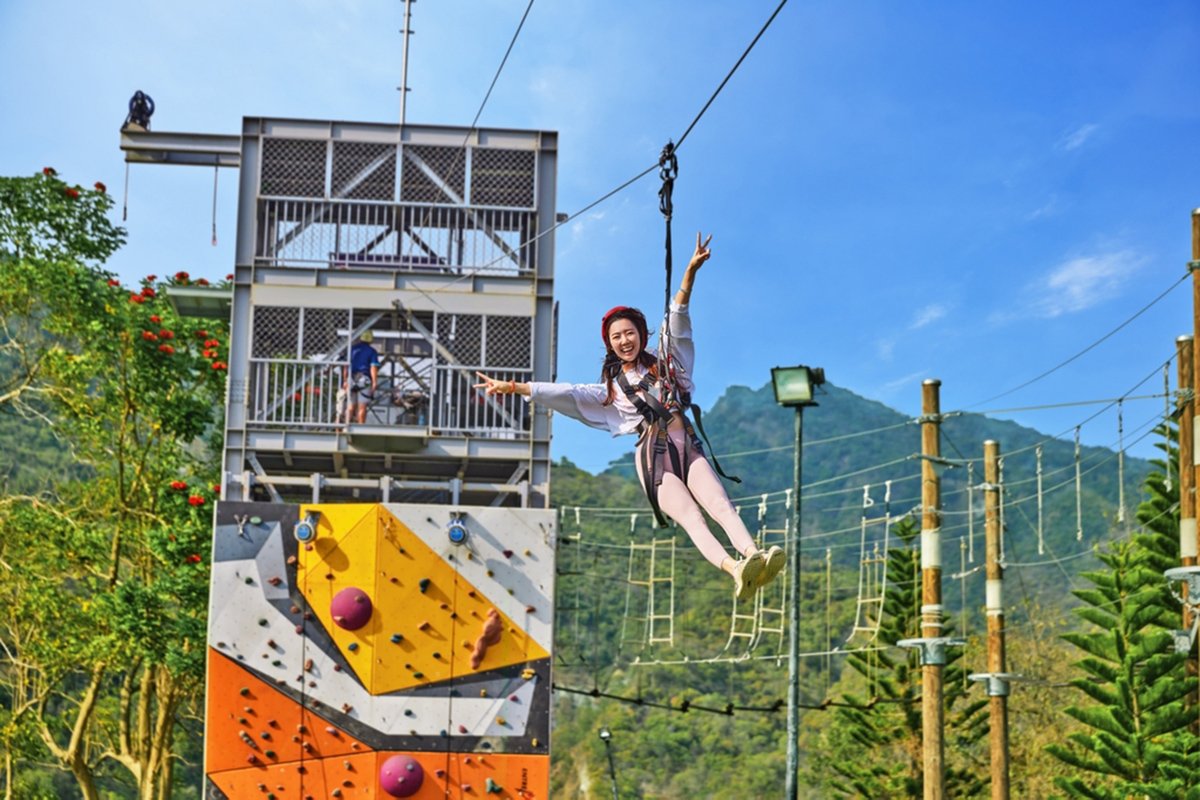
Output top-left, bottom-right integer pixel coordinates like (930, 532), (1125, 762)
(379, 754), (424, 798)
(330, 587), (373, 630)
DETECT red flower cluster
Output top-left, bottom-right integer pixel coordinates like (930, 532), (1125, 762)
(211, 361), (227, 371)
(225, 273), (234, 281)
(64, 187), (80, 199)
(158, 344), (175, 355)
(195, 329), (209, 338)
(141, 287), (156, 298)
(174, 271), (190, 282)
(142, 330), (158, 341)
(107, 278), (120, 287)
(185, 554), (202, 564)
(293, 392), (303, 402)
(170, 480), (188, 490)
(145, 274), (157, 282)
(129, 294), (145, 304)
(196, 278), (210, 286)
(211, 484), (221, 493)
(187, 496), (205, 506)
(159, 330), (175, 340)
(94, 181), (107, 194)
(204, 339), (220, 349)
(149, 314), (161, 323)
(202, 348), (217, 358)
(42, 167), (56, 176)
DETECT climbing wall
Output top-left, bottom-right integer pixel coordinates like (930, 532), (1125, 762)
(204, 501), (556, 799)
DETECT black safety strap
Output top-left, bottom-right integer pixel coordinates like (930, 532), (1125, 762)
(657, 142), (678, 407)
(679, 390), (740, 485)
(616, 370), (672, 426)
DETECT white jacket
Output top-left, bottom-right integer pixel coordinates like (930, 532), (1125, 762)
(528, 303), (695, 437)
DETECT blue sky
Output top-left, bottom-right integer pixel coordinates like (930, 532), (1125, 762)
(2, 1), (1197, 474)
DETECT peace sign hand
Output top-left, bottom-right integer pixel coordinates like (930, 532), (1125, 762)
(689, 232), (713, 271)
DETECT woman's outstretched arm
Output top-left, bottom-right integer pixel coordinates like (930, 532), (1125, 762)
(673, 231), (712, 306)
(474, 372), (530, 396)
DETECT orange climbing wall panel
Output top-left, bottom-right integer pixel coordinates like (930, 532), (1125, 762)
(205, 648), (370, 775)
(205, 501), (555, 800)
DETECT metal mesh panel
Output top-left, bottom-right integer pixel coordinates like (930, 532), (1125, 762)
(470, 149), (535, 208)
(301, 308), (350, 358)
(252, 306), (300, 358)
(331, 141), (396, 201)
(261, 139), (327, 198)
(485, 316), (532, 369)
(435, 313), (482, 365)
(401, 145), (465, 204)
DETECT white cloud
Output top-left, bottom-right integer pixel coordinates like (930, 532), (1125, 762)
(1058, 123), (1100, 152)
(880, 369), (928, 395)
(910, 303), (947, 330)
(1026, 195), (1062, 221)
(1024, 250), (1143, 319)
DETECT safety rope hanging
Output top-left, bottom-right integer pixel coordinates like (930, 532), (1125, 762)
(657, 139), (678, 399)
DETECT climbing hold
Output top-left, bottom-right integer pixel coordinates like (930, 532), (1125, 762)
(525, 605), (536, 613)
(497, 716), (507, 726)
(304, 659), (314, 672)
(250, 516), (262, 525)
(379, 754), (425, 797)
(257, 619), (268, 626)
(522, 668), (535, 680)
(486, 570), (494, 577)
(432, 652), (441, 660)
(245, 577), (255, 585)
(508, 694), (519, 702)
(503, 550), (513, 559)
(287, 555), (297, 566)
(342, 704), (353, 714)
(468, 590), (476, 598)
(413, 672), (424, 679)
(404, 709), (414, 717)
(295, 625), (303, 634)
(347, 643), (358, 652)
(418, 578), (430, 593)
(435, 769), (445, 778)
(239, 687), (250, 696)
(464, 756), (472, 764)
(480, 689), (488, 697)
(532, 738), (540, 747)
(390, 633), (403, 643)
(439, 603), (448, 610)
(267, 639), (277, 648)
(325, 726), (337, 735)
(333, 664), (342, 672)
(330, 587), (372, 630)
(343, 760), (352, 769)
(471, 609), (503, 670)
(523, 549), (531, 557)
(267, 576), (283, 586)
(486, 778), (503, 794)
(418, 621), (430, 631)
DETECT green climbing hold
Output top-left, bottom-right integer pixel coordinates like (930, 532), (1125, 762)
(250, 516), (262, 524)
(486, 777), (502, 794)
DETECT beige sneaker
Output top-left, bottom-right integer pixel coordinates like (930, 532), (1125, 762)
(731, 551), (767, 602)
(755, 546), (786, 588)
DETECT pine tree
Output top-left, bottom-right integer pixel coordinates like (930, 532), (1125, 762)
(807, 517), (989, 797)
(1046, 424), (1200, 799)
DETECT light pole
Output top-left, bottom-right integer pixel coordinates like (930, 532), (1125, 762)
(599, 726), (619, 800)
(771, 365), (825, 800)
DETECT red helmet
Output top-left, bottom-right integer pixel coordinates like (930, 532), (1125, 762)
(601, 306), (649, 352)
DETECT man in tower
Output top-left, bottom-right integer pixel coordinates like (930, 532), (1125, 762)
(345, 331), (380, 424)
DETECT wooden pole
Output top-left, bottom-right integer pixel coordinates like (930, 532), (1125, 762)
(921, 379), (945, 800)
(983, 440), (1010, 800)
(1180, 335), (1195, 570)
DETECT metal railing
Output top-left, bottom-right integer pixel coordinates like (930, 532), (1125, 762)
(249, 359), (344, 428)
(430, 366), (532, 437)
(247, 358), (533, 440)
(255, 199), (538, 274)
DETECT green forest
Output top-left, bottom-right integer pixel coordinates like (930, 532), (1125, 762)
(3, 168), (1200, 798)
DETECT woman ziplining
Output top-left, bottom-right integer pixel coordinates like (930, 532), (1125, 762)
(475, 232), (785, 602)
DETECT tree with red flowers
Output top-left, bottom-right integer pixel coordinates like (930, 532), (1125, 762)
(0, 170), (227, 799)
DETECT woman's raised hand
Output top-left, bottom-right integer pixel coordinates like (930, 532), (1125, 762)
(689, 232), (713, 271)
